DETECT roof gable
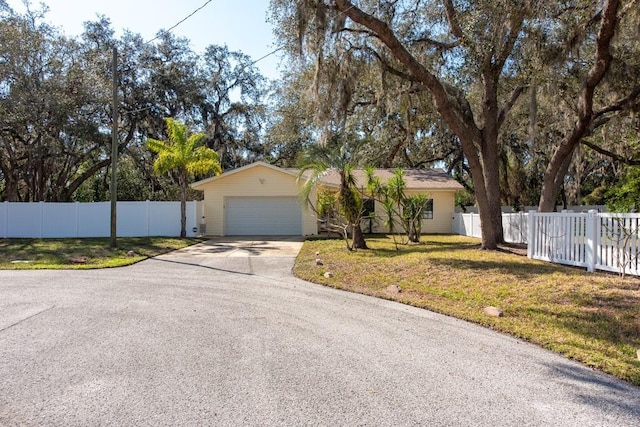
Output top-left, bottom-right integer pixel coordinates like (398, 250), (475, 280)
(191, 161), (299, 190)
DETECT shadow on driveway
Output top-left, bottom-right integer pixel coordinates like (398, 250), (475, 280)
(158, 236), (304, 258)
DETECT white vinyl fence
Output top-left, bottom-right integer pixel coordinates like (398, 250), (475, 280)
(452, 212), (528, 244)
(527, 211), (640, 276)
(0, 201), (203, 238)
(453, 210), (640, 276)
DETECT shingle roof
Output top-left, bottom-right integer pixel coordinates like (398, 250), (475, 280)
(313, 168), (464, 191)
(191, 161), (463, 191)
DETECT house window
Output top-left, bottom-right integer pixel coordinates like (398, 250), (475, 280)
(362, 198), (376, 234)
(363, 198), (376, 218)
(422, 199), (434, 219)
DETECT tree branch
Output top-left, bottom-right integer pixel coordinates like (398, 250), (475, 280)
(337, 27), (379, 39)
(412, 36), (459, 51)
(498, 85), (527, 127)
(412, 148), (458, 168)
(593, 85), (640, 122)
(581, 138), (640, 165)
(443, 0), (465, 41)
(354, 45), (420, 82)
(495, 8), (527, 71)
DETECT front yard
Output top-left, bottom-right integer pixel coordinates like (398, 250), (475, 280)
(294, 234), (640, 386)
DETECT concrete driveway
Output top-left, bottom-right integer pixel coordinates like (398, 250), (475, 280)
(152, 236), (305, 277)
(1, 240), (639, 426)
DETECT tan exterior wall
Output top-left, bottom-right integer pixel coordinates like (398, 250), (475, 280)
(199, 165), (317, 236)
(367, 190), (456, 234)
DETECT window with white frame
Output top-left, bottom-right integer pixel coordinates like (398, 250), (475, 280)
(422, 199), (434, 219)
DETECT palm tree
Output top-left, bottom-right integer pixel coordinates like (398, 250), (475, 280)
(299, 139), (368, 250)
(366, 167), (430, 245)
(147, 118), (222, 237)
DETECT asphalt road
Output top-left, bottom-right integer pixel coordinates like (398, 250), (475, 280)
(1, 248), (639, 426)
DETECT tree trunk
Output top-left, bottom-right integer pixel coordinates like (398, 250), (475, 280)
(351, 222), (368, 250)
(0, 163), (20, 201)
(179, 172), (187, 238)
(437, 119), (503, 249)
(479, 76), (505, 248)
(469, 157), (501, 249)
(539, 144), (576, 211)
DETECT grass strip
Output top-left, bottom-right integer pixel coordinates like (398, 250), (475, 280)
(0, 237), (204, 269)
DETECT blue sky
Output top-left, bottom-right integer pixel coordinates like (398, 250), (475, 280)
(6, 0), (283, 79)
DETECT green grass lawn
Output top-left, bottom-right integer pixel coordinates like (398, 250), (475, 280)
(0, 237), (204, 269)
(294, 234), (640, 386)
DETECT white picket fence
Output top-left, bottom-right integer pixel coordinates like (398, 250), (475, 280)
(0, 201), (203, 238)
(527, 211), (640, 276)
(453, 210), (640, 276)
(452, 212), (528, 244)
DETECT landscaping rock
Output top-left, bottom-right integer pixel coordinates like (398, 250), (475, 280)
(69, 257), (87, 264)
(315, 251), (320, 256)
(637, 349), (640, 362)
(127, 251), (136, 257)
(323, 272), (334, 278)
(483, 306), (504, 317)
(386, 285), (402, 294)
(315, 258), (323, 266)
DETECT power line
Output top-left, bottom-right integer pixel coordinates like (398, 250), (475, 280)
(250, 46), (285, 67)
(123, 1), (358, 115)
(145, 0), (214, 45)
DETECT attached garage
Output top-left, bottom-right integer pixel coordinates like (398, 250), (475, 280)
(191, 162), (318, 237)
(224, 197), (302, 236)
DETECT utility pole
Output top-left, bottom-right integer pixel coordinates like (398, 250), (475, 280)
(110, 47), (118, 248)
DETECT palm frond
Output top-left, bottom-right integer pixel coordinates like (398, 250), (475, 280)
(153, 151), (181, 175)
(165, 118), (187, 149)
(146, 138), (168, 154)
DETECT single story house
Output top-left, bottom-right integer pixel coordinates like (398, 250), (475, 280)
(190, 161), (463, 236)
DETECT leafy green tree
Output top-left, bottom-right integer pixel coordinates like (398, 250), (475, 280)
(0, 7), (114, 201)
(146, 118), (221, 237)
(605, 166), (640, 212)
(264, 71), (317, 167)
(299, 138), (368, 250)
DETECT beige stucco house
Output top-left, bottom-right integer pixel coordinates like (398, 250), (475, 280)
(191, 161), (463, 236)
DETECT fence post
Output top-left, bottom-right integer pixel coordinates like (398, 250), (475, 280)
(585, 209), (598, 273)
(146, 200), (151, 236)
(527, 211), (536, 258)
(39, 201), (44, 238)
(75, 202), (80, 237)
(472, 213), (477, 238)
(3, 201), (8, 238)
(515, 211), (520, 243)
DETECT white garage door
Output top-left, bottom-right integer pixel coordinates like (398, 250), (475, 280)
(225, 197), (302, 235)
